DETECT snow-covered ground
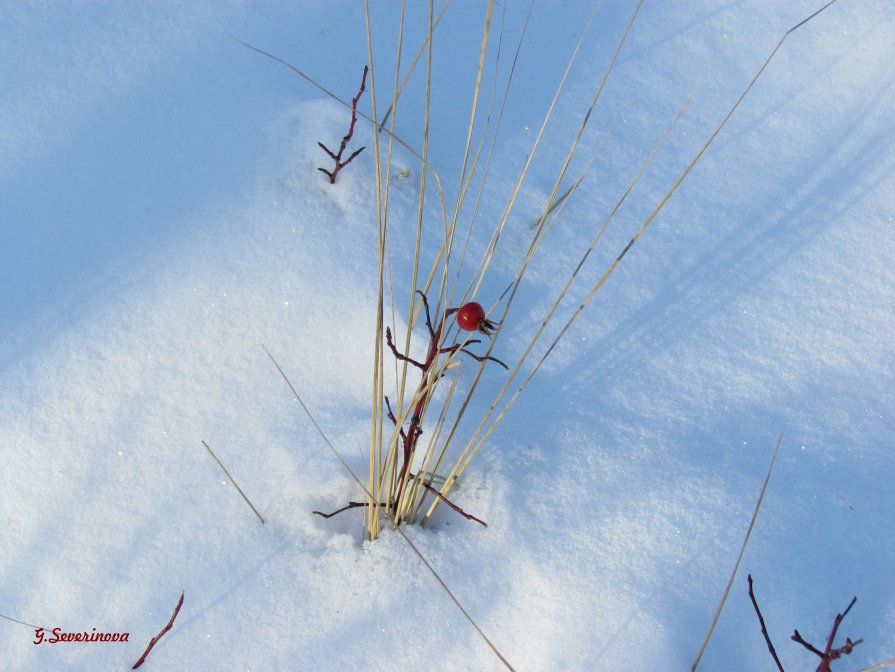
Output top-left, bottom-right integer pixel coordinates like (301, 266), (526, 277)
(2, 2), (893, 670)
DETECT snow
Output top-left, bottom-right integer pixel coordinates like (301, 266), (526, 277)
(2, 1), (893, 670)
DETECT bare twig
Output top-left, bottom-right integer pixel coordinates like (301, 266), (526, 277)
(132, 592), (184, 670)
(748, 575), (786, 672)
(793, 630), (827, 658)
(412, 473), (488, 527)
(201, 441), (265, 524)
(386, 327), (427, 370)
(749, 575), (865, 672)
(823, 596), (859, 657)
(440, 343), (508, 370)
(384, 395), (407, 440)
(313, 501), (386, 518)
(318, 65), (368, 183)
(311, 477), (486, 527)
(791, 595), (862, 672)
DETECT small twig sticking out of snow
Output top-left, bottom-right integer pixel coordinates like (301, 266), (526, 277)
(748, 575), (864, 672)
(748, 575), (786, 672)
(317, 65), (368, 183)
(132, 592), (184, 670)
(791, 595), (862, 672)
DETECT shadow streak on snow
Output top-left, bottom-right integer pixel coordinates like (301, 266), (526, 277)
(555, 68), (895, 427)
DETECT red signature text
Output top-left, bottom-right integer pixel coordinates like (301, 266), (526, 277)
(33, 627), (130, 645)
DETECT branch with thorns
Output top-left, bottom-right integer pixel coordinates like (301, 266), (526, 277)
(317, 65), (368, 183)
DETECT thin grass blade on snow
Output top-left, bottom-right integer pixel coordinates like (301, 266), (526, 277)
(201, 440), (265, 524)
(691, 434), (784, 671)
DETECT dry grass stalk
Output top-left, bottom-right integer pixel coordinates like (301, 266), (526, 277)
(691, 434), (784, 670)
(201, 440), (265, 524)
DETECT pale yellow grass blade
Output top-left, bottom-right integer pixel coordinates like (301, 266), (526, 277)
(691, 434), (784, 671)
(856, 659), (895, 672)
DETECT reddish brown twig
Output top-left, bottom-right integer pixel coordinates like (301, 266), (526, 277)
(132, 592), (184, 670)
(313, 501), (387, 518)
(412, 473), (487, 527)
(318, 65), (368, 183)
(748, 574), (863, 672)
(387, 291), (504, 515)
(748, 575), (786, 672)
(312, 483), (488, 528)
(791, 595), (862, 672)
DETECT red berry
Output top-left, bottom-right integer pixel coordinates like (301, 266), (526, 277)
(456, 302), (486, 331)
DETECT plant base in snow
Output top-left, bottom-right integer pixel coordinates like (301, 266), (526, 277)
(313, 291), (504, 529)
(312, 473), (488, 527)
(748, 575), (862, 672)
(317, 65), (368, 184)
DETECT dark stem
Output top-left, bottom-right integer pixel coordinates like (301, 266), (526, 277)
(416, 289), (437, 339)
(386, 327), (427, 370)
(748, 575), (786, 672)
(384, 396), (407, 440)
(317, 65), (368, 183)
(313, 501), (388, 519)
(341, 145), (366, 167)
(823, 596), (858, 657)
(440, 343), (509, 370)
(132, 592), (184, 670)
(790, 595), (862, 671)
(792, 630), (826, 658)
(317, 141), (338, 161)
(412, 474), (487, 527)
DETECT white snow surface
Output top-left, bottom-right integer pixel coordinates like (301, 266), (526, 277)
(2, 1), (893, 670)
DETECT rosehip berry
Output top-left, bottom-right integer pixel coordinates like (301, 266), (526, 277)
(456, 302), (486, 331)
(455, 301), (497, 336)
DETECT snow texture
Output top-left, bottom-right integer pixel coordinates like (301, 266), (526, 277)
(2, 1), (893, 670)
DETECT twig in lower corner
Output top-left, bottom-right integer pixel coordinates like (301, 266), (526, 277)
(201, 440), (265, 524)
(748, 575), (786, 672)
(749, 574), (865, 672)
(132, 592), (184, 670)
(791, 595), (862, 672)
(318, 65), (368, 183)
